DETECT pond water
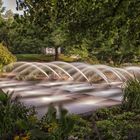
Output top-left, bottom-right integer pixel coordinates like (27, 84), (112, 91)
(0, 61), (139, 116)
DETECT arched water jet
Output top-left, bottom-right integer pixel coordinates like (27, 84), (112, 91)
(13, 63), (50, 80)
(3, 61), (28, 71)
(93, 65), (125, 82)
(51, 61), (90, 82)
(125, 66), (140, 75)
(2, 62), (139, 83)
(115, 68), (134, 79)
(47, 63), (73, 80)
(67, 63), (89, 75)
(0, 61), (140, 117)
(6, 62), (34, 74)
(73, 65), (110, 84)
(71, 62), (89, 68)
(70, 63), (124, 82)
(72, 64), (124, 82)
(27, 62), (61, 80)
(3, 62), (30, 78)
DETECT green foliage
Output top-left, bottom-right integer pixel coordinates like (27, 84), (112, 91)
(0, 88), (140, 140)
(14, 0), (71, 60)
(95, 111), (140, 140)
(0, 90), (13, 105)
(40, 104), (76, 140)
(94, 106), (123, 120)
(69, 115), (92, 140)
(14, 0), (140, 63)
(123, 78), (140, 110)
(0, 43), (16, 67)
(0, 91), (91, 140)
(90, 106), (140, 140)
(8, 20), (45, 54)
(0, 91), (37, 139)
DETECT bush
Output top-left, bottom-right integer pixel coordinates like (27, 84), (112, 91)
(95, 111), (140, 140)
(0, 91), (37, 139)
(0, 43), (16, 67)
(69, 115), (92, 139)
(123, 78), (140, 110)
(88, 106), (140, 140)
(94, 106), (123, 121)
(0, 92), (92, 140)
(89, 107), (140, 140)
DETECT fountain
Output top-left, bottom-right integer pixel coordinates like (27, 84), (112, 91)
(0, 61), (139, 116)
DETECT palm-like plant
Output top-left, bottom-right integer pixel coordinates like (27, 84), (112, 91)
(123, 78), (140, 110)
(0, 90), (14, 106)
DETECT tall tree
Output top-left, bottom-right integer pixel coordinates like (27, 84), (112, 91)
(15, 0), (140, 63)
(16, 0), (72, 60)
(66, 0), (140, 64)
(0, 0), (10, 47)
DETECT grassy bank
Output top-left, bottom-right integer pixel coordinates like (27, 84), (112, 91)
(16, 54), (78, 62)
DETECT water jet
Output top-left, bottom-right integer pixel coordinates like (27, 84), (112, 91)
(0, 61), (139, 116)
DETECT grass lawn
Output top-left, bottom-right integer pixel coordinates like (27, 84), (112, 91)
(16, 54), (77, 62)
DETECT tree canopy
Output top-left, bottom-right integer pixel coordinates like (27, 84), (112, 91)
(0, 0), (139, 64)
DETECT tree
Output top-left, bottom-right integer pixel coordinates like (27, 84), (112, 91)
(15, 0), (140, 63)
(0, 0), (5, 14)
(16, 0), (71, 60)
(65, 0), (140, 64)
(0, 0), (9, 47)
(8, 17), (46, 54)
(0, 1), (15, 51)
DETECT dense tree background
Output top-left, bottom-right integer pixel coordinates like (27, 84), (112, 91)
(0, 0), (139, 64)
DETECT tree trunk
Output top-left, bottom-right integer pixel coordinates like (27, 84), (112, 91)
(54, 46), (59, 61)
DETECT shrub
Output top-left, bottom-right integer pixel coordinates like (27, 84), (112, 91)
(0, 92), (92, 140)
(95, 111), (140, 140)
(123, 78), (140, 110)
(0, 91), (37, 139)
(90, 106), (140, 140)
(69, 115), (92, 139)
(93, 106), (123, 121)
(0, 43), (16, 67)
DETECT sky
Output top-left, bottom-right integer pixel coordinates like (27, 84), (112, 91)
(3, 0), (16, 12)
(3, 0), (22, 14)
